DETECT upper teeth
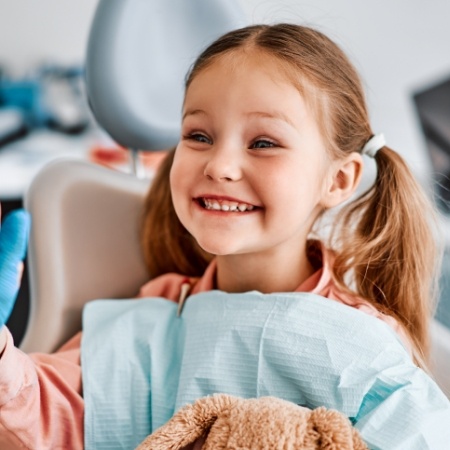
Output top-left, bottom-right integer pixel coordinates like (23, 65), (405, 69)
(203, 199), (255, 212)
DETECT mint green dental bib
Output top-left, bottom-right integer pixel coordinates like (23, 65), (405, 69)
(81, 291), (450, 450)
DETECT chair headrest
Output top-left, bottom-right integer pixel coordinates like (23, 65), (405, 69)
(85, 0), (248, 151)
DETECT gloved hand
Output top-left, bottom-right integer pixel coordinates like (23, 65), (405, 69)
(0, 208), (30, 328)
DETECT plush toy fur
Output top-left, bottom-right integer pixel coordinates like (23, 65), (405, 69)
(136, 394), (368, 450)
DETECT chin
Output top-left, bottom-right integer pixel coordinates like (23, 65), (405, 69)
(194, 237), (240, 257)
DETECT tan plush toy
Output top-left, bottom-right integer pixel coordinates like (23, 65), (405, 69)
(136, 394), (368, 450)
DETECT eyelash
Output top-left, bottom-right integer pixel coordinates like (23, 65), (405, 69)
(250, 138), (277, 149)
(185, 133), (211, 144)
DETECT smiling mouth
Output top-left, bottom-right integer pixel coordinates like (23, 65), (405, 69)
(196, 197), (259, 212)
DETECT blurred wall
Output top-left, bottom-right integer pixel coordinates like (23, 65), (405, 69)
(0, 0), (97, 74)
(1, 0), (450, 180)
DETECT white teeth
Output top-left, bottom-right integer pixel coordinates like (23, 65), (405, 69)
(202, 198), (255, 212)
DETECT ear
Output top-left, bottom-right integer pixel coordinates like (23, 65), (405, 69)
(321, 152), (363, 209)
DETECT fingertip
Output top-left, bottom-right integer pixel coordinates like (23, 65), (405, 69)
(0, 209), (31, 258)
(12, 209), (31, 232)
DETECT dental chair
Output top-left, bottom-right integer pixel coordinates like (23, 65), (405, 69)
(18, 0), (450, 400)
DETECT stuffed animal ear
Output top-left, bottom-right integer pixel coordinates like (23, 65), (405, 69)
(136, 394), (237, 450)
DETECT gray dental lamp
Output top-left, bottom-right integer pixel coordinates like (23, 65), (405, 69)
(85, 0), (248, 176)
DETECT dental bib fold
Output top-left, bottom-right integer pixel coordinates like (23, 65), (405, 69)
(82, 291), (450, 450)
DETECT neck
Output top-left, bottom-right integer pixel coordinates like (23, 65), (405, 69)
(215, 246), (315, 294)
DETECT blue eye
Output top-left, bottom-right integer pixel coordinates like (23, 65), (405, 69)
(252, 139), (276, 149)
(188, 133), (212, 144)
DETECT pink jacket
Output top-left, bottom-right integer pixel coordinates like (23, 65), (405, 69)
(0, 243), (410, 449)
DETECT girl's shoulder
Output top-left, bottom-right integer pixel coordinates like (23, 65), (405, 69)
(309, 240), (413, 355)
(138, 273), (198, 303)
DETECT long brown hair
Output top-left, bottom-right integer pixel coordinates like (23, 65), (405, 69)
(141, 24), (441, 367)
(141, 148), (211, 278)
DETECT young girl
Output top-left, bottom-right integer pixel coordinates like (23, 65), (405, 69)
(1, 23), (449, 450)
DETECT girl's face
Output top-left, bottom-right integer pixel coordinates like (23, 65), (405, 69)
(170, 52), (346, 261)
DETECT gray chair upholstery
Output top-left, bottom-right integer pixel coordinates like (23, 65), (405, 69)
(85, 0), (248, 151)
(20, 159), (150, 353)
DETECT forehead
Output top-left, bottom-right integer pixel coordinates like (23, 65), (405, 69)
(193, 49), (294, 86)
(185, 58), (307, 126)
(186, 48), (321, 114)
(187, 51), (296, 101)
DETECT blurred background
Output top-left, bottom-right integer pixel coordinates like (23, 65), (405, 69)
(1, 0), (450, 344)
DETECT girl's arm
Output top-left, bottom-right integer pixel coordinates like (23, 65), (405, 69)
(0, 207), (84, 446)
(0, 328), (84, 449)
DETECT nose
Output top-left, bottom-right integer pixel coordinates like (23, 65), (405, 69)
(203, 146), (242, 182)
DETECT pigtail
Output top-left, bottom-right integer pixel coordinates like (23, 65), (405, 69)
(140, 149), (211, 278)
(331, 146), (441, 367)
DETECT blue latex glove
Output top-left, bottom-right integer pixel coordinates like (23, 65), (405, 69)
(0, 209), (30, 328)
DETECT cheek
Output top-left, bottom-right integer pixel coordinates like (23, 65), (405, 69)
(169, 156), (185, 211)
(263, 163), (325, 211)
(170, 146), (195, 186)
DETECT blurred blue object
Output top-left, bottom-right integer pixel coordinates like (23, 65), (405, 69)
(39, 66), (90, 134)
(0, 79), (47, 127)
(0, 65), (91, 147)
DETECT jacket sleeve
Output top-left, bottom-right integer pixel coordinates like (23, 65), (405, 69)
(0, 329), (84, 449)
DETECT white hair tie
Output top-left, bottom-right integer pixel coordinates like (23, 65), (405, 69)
(361, 133), (385, 158)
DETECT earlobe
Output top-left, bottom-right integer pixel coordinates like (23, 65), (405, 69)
(321, 153), (363, 209)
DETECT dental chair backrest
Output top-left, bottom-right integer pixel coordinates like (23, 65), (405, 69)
(20, 159), (150, 353)
(20, 0), (247, 353)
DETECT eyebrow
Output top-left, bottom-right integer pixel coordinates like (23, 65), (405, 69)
(183, 109), (296, 128)
(182, 109), (206, 120)
(245, 111), (296, 128)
